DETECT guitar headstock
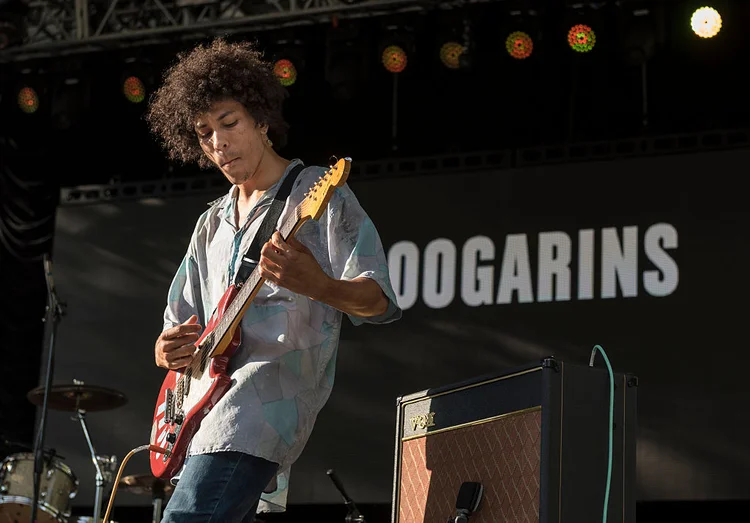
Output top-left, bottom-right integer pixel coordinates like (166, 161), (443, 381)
(300, 157), (351, 221)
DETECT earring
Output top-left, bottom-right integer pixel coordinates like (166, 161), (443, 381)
(266, 135), (273, 147)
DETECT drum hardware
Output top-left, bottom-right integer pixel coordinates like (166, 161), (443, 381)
(26, 381), (128, 523)
(96, 455), (118, 487)
(0, 451), (78, 523)
(71, 380), (119, 523)
(118, 473), (174, 523)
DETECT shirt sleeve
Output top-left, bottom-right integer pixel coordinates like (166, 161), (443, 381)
(162, 215), (207, 332)
(324, 183), (402, 326)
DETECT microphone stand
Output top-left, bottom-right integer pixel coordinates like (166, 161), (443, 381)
(326, 469), (365, 523)
(30, 253), (66, 523)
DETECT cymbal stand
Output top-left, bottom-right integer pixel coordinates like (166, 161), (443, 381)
(151, 478), (167, 523)
(73, 379), (116, 523)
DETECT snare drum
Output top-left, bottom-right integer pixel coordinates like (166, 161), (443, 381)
(0, 452), (78, 523)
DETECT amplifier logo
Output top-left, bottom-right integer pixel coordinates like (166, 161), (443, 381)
(387, 223), (679, 310)
(409, 412), (436, 431)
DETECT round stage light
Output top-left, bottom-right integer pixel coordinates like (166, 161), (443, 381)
(568, 24), (596, 53)
(440, 42), (464, 69)
(17, 87), (39, 113)
(506, 31), (533, 59)
(274, 59), (297, 87)
(382, 45), (407, 73)
(123, 76), (146, 103)
(691, 6), (722, 38)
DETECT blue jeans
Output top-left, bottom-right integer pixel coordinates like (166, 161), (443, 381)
(161, 451), (279, 523)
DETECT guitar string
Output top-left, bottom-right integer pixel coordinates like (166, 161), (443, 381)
(166, 165), (345, 415)
(175, 217), (287, 397)
(158, 164), (346, 451)
(170, 196), (310, 406)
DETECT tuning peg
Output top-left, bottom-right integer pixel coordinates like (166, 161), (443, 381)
(328, 155), (338, 167)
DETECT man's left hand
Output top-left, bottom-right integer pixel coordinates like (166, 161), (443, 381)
(258, 231), (329, 298)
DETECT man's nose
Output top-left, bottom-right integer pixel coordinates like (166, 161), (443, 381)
(212, 131), (229, 151)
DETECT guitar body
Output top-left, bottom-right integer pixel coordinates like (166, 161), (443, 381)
(149, 284), (242, 479)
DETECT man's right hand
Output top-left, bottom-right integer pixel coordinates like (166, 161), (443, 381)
(155, 314), (203, 370)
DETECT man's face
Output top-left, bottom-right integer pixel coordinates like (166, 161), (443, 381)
(194, 99), (268, 185)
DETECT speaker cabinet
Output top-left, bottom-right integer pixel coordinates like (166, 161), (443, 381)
(392, 357), (637, 523)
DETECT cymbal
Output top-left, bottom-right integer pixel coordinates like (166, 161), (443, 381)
(118, 474), (174, 496)
(27, 383), (128, 412)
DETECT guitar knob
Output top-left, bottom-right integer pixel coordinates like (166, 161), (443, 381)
(174, 414), (184, 425)
(166, 433), (176, 444)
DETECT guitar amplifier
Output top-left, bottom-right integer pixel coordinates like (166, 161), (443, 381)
(391, 357), (637, 523)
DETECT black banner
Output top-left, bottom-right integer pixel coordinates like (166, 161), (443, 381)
(46, 148), (749, 508)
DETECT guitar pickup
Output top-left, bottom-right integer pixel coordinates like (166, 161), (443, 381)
(165, 388), (174, 424)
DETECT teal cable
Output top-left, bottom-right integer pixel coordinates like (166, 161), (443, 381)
(589, 344), (614, 523)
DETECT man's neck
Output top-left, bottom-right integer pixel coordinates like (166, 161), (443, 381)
(236, 153), (292, 207)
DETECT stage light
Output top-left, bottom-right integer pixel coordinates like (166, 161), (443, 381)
(17, 87), (38, 113)
(271, 34), (306, 89)
(568, 24), (596, 52)
(506, 31), (533, 59)
(274, 59), (297, 87)
(439, 42), (465, 69)
(382, 45), (407, 73)
(123, 76), (145, 103)
(691, 6), (721, 38)
(120, 54), (157, 105)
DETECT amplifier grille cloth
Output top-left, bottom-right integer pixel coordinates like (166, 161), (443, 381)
(397, 409), (542, 523)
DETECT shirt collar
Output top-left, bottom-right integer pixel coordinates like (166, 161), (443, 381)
(206, 158), (304, 211)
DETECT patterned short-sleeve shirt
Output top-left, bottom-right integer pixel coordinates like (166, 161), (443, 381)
(162, 159), (402, 511)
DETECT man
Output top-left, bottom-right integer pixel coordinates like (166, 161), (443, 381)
(145, 37), (402, 522)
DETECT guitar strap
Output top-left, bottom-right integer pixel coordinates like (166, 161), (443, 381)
(234, 162), (306, 286)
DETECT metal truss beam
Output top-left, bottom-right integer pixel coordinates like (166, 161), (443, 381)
(58, 127), (750, 207)
(0, 0), (490, 62)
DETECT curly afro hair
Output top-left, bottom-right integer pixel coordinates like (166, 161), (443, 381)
(146, 37), (289, 169)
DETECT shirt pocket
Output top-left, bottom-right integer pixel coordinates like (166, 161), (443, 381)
(294, 220), (333, 276)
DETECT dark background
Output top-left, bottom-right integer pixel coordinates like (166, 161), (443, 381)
(2, 0), (749, 521)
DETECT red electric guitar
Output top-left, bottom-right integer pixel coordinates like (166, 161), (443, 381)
(149, 157), (351, 479)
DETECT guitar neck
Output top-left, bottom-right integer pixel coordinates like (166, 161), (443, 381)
(208, 204), (308, 357)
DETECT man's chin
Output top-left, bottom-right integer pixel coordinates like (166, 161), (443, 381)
(223, 172), (249, 185)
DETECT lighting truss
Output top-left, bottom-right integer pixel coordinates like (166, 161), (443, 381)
(58, 128), (750, 207)
(0, 0), (502, 62)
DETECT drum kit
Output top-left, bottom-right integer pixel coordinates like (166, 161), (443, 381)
(0, 381), (172, 523)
